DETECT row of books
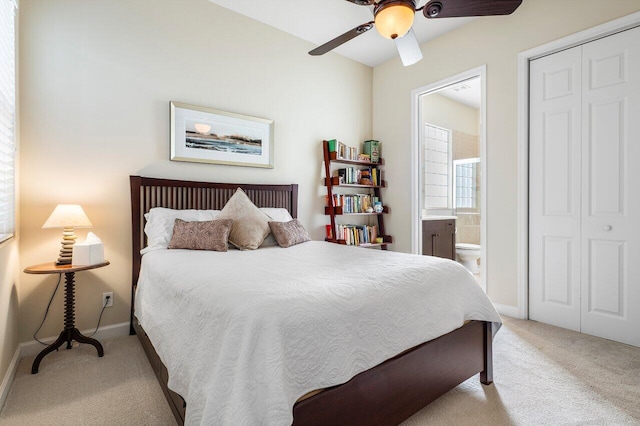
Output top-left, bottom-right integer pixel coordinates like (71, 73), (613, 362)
(335, 167), (381, 186)
(337, 224), (379, 246)
(331, 194), (379, 214)
(327, 139), (381, 163)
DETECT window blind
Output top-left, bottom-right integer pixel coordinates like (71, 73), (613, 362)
(0, 0), (17, 243)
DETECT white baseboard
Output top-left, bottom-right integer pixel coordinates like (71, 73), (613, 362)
(20, 321), (130, 358)
(493, 303), (523, 319)
(0, 345), (21, 412)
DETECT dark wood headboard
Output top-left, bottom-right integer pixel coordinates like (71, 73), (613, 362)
(129, 175), (299, 334)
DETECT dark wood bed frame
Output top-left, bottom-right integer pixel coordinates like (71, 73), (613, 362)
(129, 175), (493, 425)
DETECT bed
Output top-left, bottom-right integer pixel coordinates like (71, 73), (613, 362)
(129, 175), (500, 425)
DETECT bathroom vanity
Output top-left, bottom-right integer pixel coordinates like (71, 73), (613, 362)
(422, 217), (456, 260)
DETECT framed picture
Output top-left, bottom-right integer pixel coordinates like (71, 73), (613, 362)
(170, 101), (274, 168)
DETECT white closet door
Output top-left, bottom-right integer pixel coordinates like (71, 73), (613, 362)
(529, 46), (583, 331)
(580, 27), (640, 346)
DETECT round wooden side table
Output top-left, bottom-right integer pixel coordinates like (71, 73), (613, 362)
(24, 261), (110, 374)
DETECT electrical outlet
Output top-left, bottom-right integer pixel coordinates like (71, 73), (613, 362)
(102, 292), (114, 308)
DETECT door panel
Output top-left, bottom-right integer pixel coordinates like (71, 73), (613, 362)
(587, 239), (625, 317)
(588, 100), (625, 216)
(529, 46), (582, 331)
(580, 27), (640, 346)
(542, 237), (573, 305)
(543, 111), (574, 216)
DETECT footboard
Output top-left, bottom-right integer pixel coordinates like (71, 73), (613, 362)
(292, 320), (492, 425)
(134, 319), (492, 426)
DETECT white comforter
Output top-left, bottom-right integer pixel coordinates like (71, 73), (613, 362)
(135, 241), (501, 425)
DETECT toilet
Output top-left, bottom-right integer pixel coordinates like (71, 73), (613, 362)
(455, 243), (481, 274)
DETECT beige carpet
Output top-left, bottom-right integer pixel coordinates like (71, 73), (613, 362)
(0, 335), (176, 425)
(1, 317), (639, 425)
(404, 317), (640, 425)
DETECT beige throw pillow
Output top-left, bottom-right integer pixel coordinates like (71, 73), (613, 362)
(217, 188), (271, 250)
(167, 219), (233, 252)
(268, 219), (311, 248)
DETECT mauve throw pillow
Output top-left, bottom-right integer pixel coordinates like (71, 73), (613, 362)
(268, 219), (311, 248)
(167, 219), (233, 252)
(217, 188), (272, 250)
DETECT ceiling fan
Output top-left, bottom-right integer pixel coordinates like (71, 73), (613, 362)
(309, 0), (523, 66)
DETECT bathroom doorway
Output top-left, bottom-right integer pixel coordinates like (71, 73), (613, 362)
(410, 67), (487, 291)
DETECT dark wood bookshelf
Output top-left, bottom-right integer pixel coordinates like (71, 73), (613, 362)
(328, 151), (385, 166)
(325, 206), (389, 215)
(323, 140), (391, 250)
(324, 176), (386, 188)
(325, 235), (393, 247)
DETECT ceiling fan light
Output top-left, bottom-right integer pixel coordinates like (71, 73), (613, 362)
(375, 2), (415, 40)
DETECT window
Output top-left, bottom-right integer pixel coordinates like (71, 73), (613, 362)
(423, 124), (452, 210)
(0, 0), (17, 243)
(455, 162), (476, 209)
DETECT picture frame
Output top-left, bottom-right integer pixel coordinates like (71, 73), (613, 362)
(170, 101), (274, 168)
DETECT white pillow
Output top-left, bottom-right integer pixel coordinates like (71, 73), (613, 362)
(142, 207), (220, 254)
(260, 208), (293, 222)
(259, 208), (294, 247)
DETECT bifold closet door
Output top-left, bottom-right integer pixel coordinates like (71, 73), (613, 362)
(529, 26), (640, 347)
(529, 46), (583, 332)
(579, 27), (640, 347)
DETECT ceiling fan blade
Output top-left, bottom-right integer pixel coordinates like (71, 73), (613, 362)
(309, 22), (374, 56)
(394, 28), (423, 66)
(345, 0), (377, 5)
(423, 0), (522, 19)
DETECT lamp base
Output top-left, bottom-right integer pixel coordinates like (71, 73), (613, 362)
(56, 228), (76, 265)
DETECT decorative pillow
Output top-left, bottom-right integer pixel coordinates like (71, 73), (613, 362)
(142, 207), (220, 254)
(268, 219), (311, 248)
(217, 188), (271, 250)
(167, 219), (233, 251)
(260, 208), (294, 247)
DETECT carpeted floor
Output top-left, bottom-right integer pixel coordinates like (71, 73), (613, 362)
(1, 316), (639, 425)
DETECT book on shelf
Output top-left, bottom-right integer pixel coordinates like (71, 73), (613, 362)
(337, 224), (378, 246)
(371, 167), (380, 186)
(330, 194), (375, 213)
(333, 166), (381, 186)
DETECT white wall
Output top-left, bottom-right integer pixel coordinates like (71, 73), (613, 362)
(0, 242), (19, 394)
(18, 0), (372, 341)
(421, 93), (478, 137)
(373, 0), (640, 308)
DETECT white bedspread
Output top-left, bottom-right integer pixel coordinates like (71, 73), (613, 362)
(135, 241), (501, 425)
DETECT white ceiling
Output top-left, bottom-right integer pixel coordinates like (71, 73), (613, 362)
(436, 76), (481, 109)
(207, 0), (476, 68)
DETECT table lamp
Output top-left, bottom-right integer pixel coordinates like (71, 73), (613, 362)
(42, 204), (93, 265)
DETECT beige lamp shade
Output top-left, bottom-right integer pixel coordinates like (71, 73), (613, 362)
(42, 204), (93, 229)
(375, 2), (415, 40)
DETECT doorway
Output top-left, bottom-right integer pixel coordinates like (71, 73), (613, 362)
(411, 66), (487, 292)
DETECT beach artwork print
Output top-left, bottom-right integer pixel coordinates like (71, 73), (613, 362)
(170, 102), (274, 168)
